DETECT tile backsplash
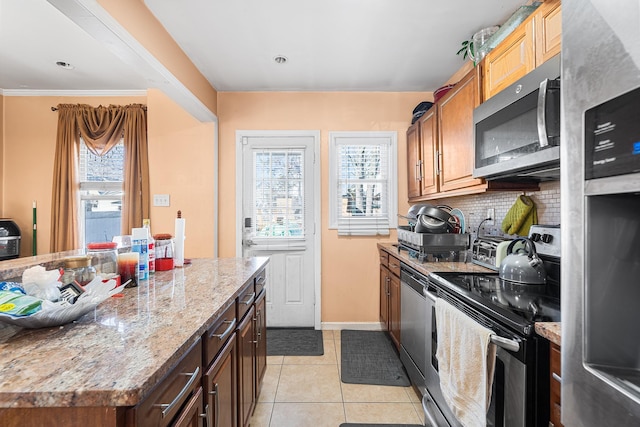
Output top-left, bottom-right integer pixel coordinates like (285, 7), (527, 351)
(433, 181), (560, 239)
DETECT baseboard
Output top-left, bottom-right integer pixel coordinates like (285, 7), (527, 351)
(320, 322), (384, 331)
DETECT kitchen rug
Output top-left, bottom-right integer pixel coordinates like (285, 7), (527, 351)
(340, 330), (410, 386)
(266, 328), (324, 356)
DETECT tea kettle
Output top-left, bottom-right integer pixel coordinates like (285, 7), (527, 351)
(498, 237), (547, 285)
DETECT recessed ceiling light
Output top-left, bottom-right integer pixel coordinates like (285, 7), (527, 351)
(273, 55), (288, 64)
(56, 61), (75, 70)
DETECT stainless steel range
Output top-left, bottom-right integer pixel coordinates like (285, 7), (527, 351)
(422, 225), (561, 427)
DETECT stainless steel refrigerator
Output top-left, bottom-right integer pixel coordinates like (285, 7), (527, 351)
(563, 0), (640, 425)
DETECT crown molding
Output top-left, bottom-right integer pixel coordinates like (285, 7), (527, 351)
(0, 89), (147, 97)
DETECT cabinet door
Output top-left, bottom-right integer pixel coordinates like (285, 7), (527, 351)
(418, 109), (439, 196)
(535, 0), (561, 65)
(483, 18), (535, 100)
(255, 290), (267, 396)
(389, 273), (401, 349)
(237, 306), (256, 427)
(379, 264), (390, 328)
(172, 386), (204, 427)
(204, 334), (237, 427)
(406, 123), (422, 199)
(550, 343), (563, 427)
(438, 68), (485, 193)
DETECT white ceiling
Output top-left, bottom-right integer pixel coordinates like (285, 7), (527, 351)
(0, 0), (527, 95)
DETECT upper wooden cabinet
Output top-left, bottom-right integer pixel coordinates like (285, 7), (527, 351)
(406, 123), (421, 199)
(483, 0), (562, 100)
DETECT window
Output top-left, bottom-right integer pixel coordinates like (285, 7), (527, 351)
(78, 139), (124, 246)
(253, 149), (305, 238)
(329, 131), (397, 235)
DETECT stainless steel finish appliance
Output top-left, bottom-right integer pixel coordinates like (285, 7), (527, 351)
(400, 265), (429, 397)
(563, 1), (640, 424)
(471, 235), (512, 270)
(422, 225), (561, 426)
(0, 220), (21, 260)
(473, 54), (561, 181)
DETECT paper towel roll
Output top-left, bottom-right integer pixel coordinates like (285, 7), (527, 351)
(174, 217), (185, 267)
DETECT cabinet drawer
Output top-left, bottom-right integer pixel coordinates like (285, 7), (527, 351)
(130, 339), (202, 427)
(550, 343), (562, 397)
(204, 302), (237, 367)
(388, 254), (401, 277)
(254, 269), (266, 295)
(379, 250), (389, 267)
(237, 282), (256, 322)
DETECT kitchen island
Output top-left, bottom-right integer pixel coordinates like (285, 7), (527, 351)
(0, 256), (268, 426)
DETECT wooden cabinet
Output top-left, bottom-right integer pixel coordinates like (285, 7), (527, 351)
(483, 0), (562, 100)
(407, 123), (422, 199)
(204, 333), (237, 427)
(255, 289), (267, 397)
(379, 249), (401, 349)
(173, 387), (205, 427)
(126, 339), (203, 427)
(237, 305), (256, 427)
(549, 342), (563, 427)
(437, 67), (484, 193)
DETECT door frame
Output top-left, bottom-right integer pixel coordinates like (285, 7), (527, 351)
(235, 130), (322, 329)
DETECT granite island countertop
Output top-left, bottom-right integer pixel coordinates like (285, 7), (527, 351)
(0, 257), (268, 408)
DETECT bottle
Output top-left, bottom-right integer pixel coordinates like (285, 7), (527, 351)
(131, 227), (149, 281)
(143, 219), (155, 274)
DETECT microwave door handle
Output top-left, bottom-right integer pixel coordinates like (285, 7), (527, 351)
(537, 78), (551, 148)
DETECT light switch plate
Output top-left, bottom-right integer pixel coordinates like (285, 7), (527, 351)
(153, 194), (170, 207)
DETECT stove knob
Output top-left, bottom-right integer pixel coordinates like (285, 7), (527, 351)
(542, 234), (553, 243)
(530, 233), (541, 242)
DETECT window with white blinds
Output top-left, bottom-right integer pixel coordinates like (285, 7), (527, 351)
(329, 131), (397, 236)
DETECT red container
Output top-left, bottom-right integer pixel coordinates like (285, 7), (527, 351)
(434, 84), (456, 103)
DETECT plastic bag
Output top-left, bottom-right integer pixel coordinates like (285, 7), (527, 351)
(21, 265), (62, 301)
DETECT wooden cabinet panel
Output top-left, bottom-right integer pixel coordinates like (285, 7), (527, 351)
(549, 342), (563, 427)
(407, 123), (422, 199)
(237, 306), (256, 427)
(389, 273), (401, 349)
(438, 67), (484, 192)
(483, 18), (535, 100)
(237, 284), (256, 322)
(388, 254), (401, 278)
(379, 263), (390, 327)
(419, 109), (439, 196)
(535, 0), (562, 65)
(204, 334), (237, 427)
(129, 339), (202, 427)
(255, 290), (267, 395)
(254, 269), (266, 296)
(204, 302), (237, 367)
(172, 386), (204, 427)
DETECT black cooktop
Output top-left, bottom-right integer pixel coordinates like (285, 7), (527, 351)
(430, 271), (561, 335)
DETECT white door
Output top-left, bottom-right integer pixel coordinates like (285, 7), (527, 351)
(238, 131), (319, 328)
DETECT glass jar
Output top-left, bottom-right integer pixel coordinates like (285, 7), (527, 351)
(61, 256), (96, 286)
(86, 242), (118, 276)
(154, 233), (174, 271)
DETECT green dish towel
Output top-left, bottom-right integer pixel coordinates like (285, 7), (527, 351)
(501, 195), (538, 236)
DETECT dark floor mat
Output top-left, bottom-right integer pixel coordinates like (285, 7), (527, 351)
(266, 328), (324, 356)
(340, 329), (410, 387)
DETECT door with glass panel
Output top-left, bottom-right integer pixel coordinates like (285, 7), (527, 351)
(240, 133), (316, 327)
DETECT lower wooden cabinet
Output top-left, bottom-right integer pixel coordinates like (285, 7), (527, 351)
(255, 290), (267, 396)
(204, 333), (237, 427)
(379, 250), (401, 349)
(237, 305), (256, 427)
(549, 342), (563, 427)
(173, 387), (205, 427)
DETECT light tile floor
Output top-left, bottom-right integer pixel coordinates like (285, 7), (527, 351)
(250, 330), (425, 427)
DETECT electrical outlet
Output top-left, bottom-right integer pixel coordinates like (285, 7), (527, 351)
(486, 208), (495, 225)
(153, 194), (170, 207)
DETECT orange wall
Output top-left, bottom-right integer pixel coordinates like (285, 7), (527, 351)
(218, 92), (428, 323)
(3, 93), (216, 258)
(0, 94), (4, 212)
(98, 0), (218, 116)
(146, 89), (216, 258)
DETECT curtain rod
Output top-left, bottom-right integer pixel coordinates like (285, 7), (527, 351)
(50, 105), (147, 111)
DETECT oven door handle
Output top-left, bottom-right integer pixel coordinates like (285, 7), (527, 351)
(490, 335), (520, 352)
(423, 287), (437, 303)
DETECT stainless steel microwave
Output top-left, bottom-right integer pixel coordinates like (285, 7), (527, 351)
(473, 54), (561, 180)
